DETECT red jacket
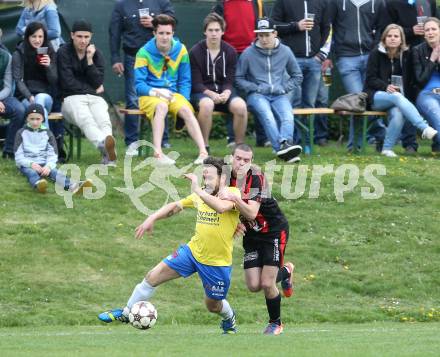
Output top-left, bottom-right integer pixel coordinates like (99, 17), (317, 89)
(213, 0), (265, 53)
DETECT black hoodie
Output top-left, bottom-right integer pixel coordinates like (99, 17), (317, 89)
(328, 0), (387, 58)
(271, 0), (330, 58)
(189, 39), (237, 94)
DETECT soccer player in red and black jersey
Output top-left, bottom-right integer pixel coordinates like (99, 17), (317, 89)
(219, 143), (294, 335)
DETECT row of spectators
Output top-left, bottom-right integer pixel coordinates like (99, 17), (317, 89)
(1, 0), (440, 171)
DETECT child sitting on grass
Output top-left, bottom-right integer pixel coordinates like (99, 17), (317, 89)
(14, 103), (91, 193)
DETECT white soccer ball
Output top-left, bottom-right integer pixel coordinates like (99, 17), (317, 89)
(128, 301), (158, 330)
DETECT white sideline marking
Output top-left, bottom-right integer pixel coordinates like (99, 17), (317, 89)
(0, 326), (432, 338)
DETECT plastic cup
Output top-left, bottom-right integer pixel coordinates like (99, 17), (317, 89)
(391, 75), (403, 92)
(139, 8), (150, 18)
(36, 47), (48, 64)
(417, 16), (427, 25)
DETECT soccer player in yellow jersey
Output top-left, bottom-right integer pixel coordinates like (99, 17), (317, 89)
(98, 157), (240, 334)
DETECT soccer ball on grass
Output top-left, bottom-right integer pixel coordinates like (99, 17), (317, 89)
(129, 301), (157, 330)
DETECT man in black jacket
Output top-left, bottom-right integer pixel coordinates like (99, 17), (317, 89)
(271, 0), (330, 150)
(328, 0), (387, 151)
(58, 20), (117, 166)
(109, 0), (174, 156)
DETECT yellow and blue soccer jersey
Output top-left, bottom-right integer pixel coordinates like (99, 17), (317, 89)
(180, 187), (240, 266)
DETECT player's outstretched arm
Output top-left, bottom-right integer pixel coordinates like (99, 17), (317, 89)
(134, 202), (183, 239)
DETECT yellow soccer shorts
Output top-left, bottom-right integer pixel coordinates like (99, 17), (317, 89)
(138, 92), (194, 132)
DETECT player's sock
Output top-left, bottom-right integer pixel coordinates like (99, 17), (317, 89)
(265, 293), (281, 324)
(126, 279), (156, 309)
(276, 266), (289, 283)
(219, 299), (234, 320)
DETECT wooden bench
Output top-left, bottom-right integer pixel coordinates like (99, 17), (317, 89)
(120, 108), (387, 155)
(48, 112), (82, 161)
(292, 108), (387, 154)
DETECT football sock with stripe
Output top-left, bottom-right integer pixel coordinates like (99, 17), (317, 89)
(126, 279), (156, 309)
(276, 266), (289, 283)
(219, 299), (234, 320)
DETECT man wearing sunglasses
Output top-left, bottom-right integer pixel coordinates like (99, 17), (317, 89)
(134, 14), (208, 165)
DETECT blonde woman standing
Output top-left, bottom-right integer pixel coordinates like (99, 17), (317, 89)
(16, 0), (63, 51)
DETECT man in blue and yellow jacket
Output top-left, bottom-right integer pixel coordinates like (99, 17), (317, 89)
(134, 14), (208, 166)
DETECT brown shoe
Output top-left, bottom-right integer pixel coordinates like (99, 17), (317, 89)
(104, 135), (117, 161)
(35, 179), (48, 193)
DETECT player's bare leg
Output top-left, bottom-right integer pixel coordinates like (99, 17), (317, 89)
(98, 261), (180, 323)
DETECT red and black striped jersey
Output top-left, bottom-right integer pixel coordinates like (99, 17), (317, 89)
(230, 168), (288, 240)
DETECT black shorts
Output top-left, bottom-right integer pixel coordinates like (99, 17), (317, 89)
(243, 229), (289, 269)
(190, 91), (240, 113)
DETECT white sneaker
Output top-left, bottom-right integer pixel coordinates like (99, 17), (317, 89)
(126, 143), (139, 157)
(155, 154), (175, 166)
(287, 156), (301, 163)
(421, 126), (438, 140)
(381, 149), (398, 157)
(194, 153), (208, 165)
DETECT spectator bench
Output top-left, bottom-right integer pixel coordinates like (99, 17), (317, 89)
(119, 108), (387, 156)
(48, 112), (82, 161)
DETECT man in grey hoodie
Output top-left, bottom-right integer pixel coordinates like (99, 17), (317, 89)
(328, 0), (387, 151)
(236, 18), (303, 163)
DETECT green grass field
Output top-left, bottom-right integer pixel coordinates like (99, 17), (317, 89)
(1, 135), (439, 355)
(1, 323), (440, 356)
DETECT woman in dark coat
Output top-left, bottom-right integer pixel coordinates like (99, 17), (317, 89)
(365, 24), (437, 157)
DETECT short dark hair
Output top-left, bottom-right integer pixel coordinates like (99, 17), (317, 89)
(232, 143), (253, 157)
(203, 13), (225, 32)
(152, 14), (176, 31)
(203, 156), (228, 177)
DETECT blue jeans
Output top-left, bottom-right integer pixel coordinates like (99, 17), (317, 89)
(19, 166), (71, 189)
(124, 54), (169, 146)
(314, 77), (329, 142)
(247, 93), (294, 151)
(337, 55), (386, 148)
(372, 91), (428, 150)
(416, 91), (440, 151)
(292, 57), (322, 145)
(22, 93), (53, 129)
(2, 97), (26, 154)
